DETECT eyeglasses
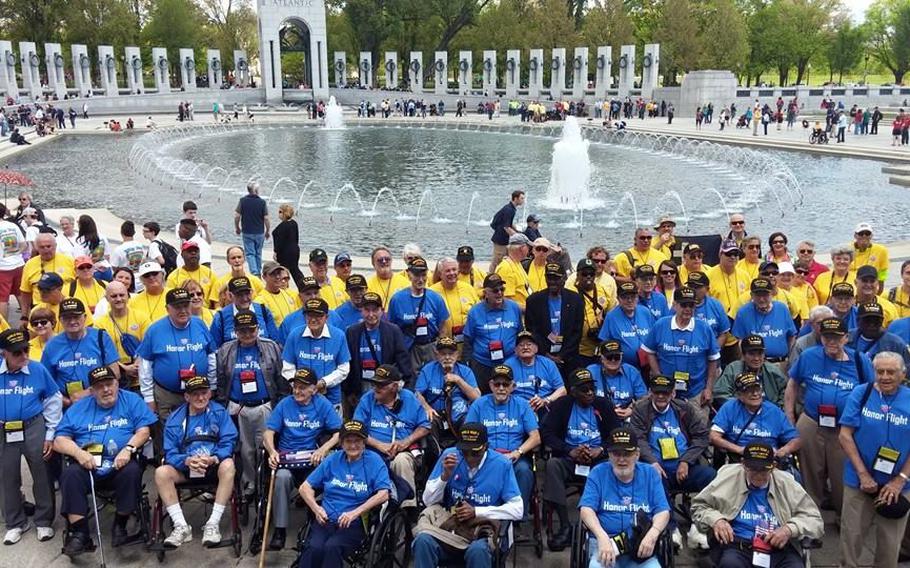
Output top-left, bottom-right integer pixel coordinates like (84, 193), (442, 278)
(659, 270), (677, 276)
(489, 286), (506, 293)
(188, 291), (205, 298)
(637, 236), (652, 241)
(30, 319), (50, 327)
(795, 269), (809, 276)
(798, 249), (814, 254)
(77, 265), (93, 271)
(491, 382), (511, 389)
(722, 251), (741, 258)
(730, 220), (745, 225)
(678, 302), (696, 309)
(534, 247), (550, 253)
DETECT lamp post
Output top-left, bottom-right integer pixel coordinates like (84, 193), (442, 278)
(863, 53), (869, 85)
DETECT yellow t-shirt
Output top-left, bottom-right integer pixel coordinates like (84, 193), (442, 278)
(791, 283), (819, 311)
(595, 272), (618, 306)
(706, 265), (750, 317)
(320, 277), (349, 310)
(214, 272), (265, 300)
(28, 336), (47, 362)
(0, 314), (9, 333)
(886, 286), (910, 319)
(430, 281), (479, 331)
(613, 248), (669, 279)
(737, 288), (802, 319)
(166, 265), (217, 303)
(528, 262), (548, 293)
(255, 288), (301, 326)
(67, 279), (107, 314)
(652, 236), (675, 259)
(814, 270), (856, 305)
(35, 301), (94, 333)
(679, 263), (713, 285)
(20, 253), (76, 303)
(873, 295), (900, 328)
(495, 257), (531, 310)
(852, 243), (890, 281)
(779, 287), (810, 320)
(129, 289), (170, 322)
(94, 310), (149, 362)
(367, 273), (409, 310)
(457, 267), (487, 291)
(196, 308), (215, 326)
(567, 281), (613, 357)
(736, 258), (761, 283)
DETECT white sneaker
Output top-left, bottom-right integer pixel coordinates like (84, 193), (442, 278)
(164, 524), (192, 548)
(3, 523), (30, 545)
(671, 528), (682, 548)
(687, 524), (709, 549)
(36, 527), (54, 542)
(202, 523), (221, 547)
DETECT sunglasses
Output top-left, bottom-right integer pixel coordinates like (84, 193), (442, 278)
(592, 258), (608, 264)
(795, 270), (809, 276)
(746, 245), (761, 250)
(762, 271), (779, 277)
(376, 257), (392, 265)
(730, 220), (745, 225)
(678, 302), (696, 309)
(491, 381), (511, 389)
(188, 291), (205, 298)
(30, 319), (50, 327)
(798, 249), (814, 254)
(601, 354), (622, 361)
(722, 251), (740, 258)
(857, 231), (872, 237)
(637, 236), (652, 241)
(534, 247), (550, 253)
(660, 270), (677, 275)
(489, 286), (506, 293)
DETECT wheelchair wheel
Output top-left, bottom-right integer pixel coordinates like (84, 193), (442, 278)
(656, 530), (675, 568)
(138, 494), (153, 547)
(365, 507), (411, 568)
(570, 522), (587, 568)
(233, 528), (243, 558)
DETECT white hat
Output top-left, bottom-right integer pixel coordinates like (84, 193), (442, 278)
(854, 222), (873, 234)
(138, 261), (163, 276)
(777, 262), (795, 275)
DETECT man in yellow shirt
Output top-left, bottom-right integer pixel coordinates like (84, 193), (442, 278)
(130, 261), (169, 321)
(95, 281), (149, 390)
(851, 222), (889, 292)
(652, 215), (676, 258)
(213, 245), (264, 305)
(456, 246), (486, 291)
(706, 239), (750, 364)
(494, 233), (532, 311)
(567, 258), (614, 362)
(736, 235), (762, 283)
(324, 252), (353, 308)
(587, 246), (618, 304)
(366, 246), (408, 309)
(19, 232), (75, 318)
(166, 241), (216, 307)
(613, 227), (668, 283)
(254, 261), (301, 327)
(430, 257), (479, 358)
(855, 265), (899, 327)
(678, 243), (709, 284)
(527, 238), (554, 293)
(68, 256), (107, 314)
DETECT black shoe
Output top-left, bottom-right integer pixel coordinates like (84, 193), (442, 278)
(63, 531), (95, 558)
(268, 528), (286, 551)
(548, 525), (572, 552)
(111, 523), (129, 548)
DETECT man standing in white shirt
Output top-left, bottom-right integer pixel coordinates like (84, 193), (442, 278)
(176, 219), (212, 267)
(55, 215), (79, 257)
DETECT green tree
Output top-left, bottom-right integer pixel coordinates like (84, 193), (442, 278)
(699, 0), (749, 73)
(197, 0), (259, 72)
(825, 19), (865, 82)
(141, 0), (204, 55)
(0, 0), (63, 47)
(653, 0), (703, 85)
(865, 0), (910, 84)
(581, 0), (636, 58)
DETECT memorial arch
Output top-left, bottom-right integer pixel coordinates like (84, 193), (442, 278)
(257, 0), (329, 103)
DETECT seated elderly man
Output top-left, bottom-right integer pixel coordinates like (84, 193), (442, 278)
(155, 376), (238, 549)
(541, 368), (622, 551)
(579, 427), (671, 568)
(714, 334), (789, 408)
(353, 363), (430, 508)
(413, 422), (522, 568)
(415, 336), (480, 434)
(53, 366), (156, 556)
(691, 442), (824, 568)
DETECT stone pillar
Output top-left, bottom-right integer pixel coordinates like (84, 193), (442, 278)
(528, 49), (543, 98)
(679, 70), (736, 118)
(71, 44), (92, 97)
(19, 42), (41, 99)
(98, 45), (118, 97)
(434, 51), (447, 95)
(234, 50), (250, 87)
(595, 46), (612, 100)
(641, 43), (660, 99)
(0, 41), (16, 98)
(482, 50), (496, 96)
(333, 51), (346, 88)
(550, 48), (565, 98)
(45, 43), (67, 100)
(358, 51), (372, 88)
(505, 50), (520, 98)
(384, 51), (397, 90)
(618, 44), (636, 98)
(207, 49), (222, 89)
(179, 48), (196, 92)
(152, 47), (170, 94)
(572, 47), (588, 99)
(458, 51), (472, 96)
(409, 52), (422, 93)
(125, 47), (144, 94)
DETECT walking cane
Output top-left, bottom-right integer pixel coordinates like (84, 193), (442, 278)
(258, 468), (277, 568)
(88, 471), (107, 568)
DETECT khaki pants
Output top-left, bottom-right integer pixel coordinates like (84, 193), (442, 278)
(489, 244), (508, 273)
(796, 413), (844, 515)
(410, 343), (436, 384)
(230, 402), (271, 492)
(153, 384), (188, 455)
(390, 451), (417, 508)
(841, 485), (910, 568)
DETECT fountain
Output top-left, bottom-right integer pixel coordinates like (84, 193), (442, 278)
(367, 187), (404, 226)
(324, 96), (345, 130)
(465, 192), (481, 234)
(543, 116), (601, 210)
(328, 183), (366, 221)
(415, 189), (442, 229)
(295, 180), (317, 210)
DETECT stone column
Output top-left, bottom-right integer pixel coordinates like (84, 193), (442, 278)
(45, 43), (67, 100)
(152, 47), (170, 94)
(595, 46), (612, 100)
(0, 41), (16, 98)
(333, 52), (346, 88)
(641, 43), (660, 99)
(98, 45), (118, 97)
(384, 51), (397, 90)
(207, 49), (222, 89)
(550, 48), (565, 98)
(19, 42), (41, 99)
(71, 44), (92, 97)
(482, 50), (496, 97)
(505, 50), (520, 98)
(434, 51), (447, 95)
(572, 47), (588, 99)
(179, 48), (196, 92)
(234, 50), (250, 87)
(618, 44), (636, 98)
(528, 49), (543, 98)
(409, 52), (422, 93)
(458, 51), (472, 96)
(125, 47), (144, 94)
(358, 51), (372, 88)
(679, 70), (736, 118)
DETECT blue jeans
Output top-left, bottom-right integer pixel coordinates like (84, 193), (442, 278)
(661, 463), (716, 528)
(514, 457), (533, 521)
(413, 532), (492, 568)
(298, 521), (365, 568)
(587, 537), (662, 568)
(242, 232), (265, 276)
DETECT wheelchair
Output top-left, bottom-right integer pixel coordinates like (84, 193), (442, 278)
(435, 520), (515, 568)
(249, 447), (315, 554)
(571, 519), (675, 568)
(700, 534), (822, 568)
(511, 451), (544, 562)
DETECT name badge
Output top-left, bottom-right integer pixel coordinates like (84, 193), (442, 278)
(548, 333), (563, 354)
(874, 446), (901, 475)
(66, 381), (83, 397)
(362, 359), (376, 379)
(85, 443), (103, 468)
(752, 528), (773, 567)
(574, 464), (591, 477)
(240, 370), (258, 394)
(611, 531), (628, 555)
(489, 340), (504, 361)
(415, 317), (429, 337)
(673, 371), (689, 392)
(452, 325), (465, 343)
(658, 437), (679, 460)
(4, 420), (24, 443)
(190, 468), (206, 478)
(818, 404), (837, 428)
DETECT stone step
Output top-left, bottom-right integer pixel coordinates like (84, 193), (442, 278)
(889, 175), (910, 188)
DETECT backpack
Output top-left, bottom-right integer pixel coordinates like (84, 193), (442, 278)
(154, 239), (179, 275)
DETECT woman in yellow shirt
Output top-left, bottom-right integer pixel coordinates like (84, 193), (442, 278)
(656, 260), (680, 305)
(180, 279), (215, 325)
(69, 255), (107, 314)
(886, 260), (910, 318)
(27, 306), (56, 361)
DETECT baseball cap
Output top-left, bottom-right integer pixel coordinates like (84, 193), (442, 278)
(490, 365), (514, 381)
(340, 420), (368, 439)
(261, 261), (285, 276)
(303, 298), (329, 315)
(180, 240), (199, 251)
(742, 443), (775, 471)
(649, 375), (675, 393)
(570, 368), (595, 388)
(435, 336), (458, 352)
(618, 281), (638, 296)
(184, 375), (211, 392)
(369, 364), (401, 384)
(88, 366), (117, 386)
(345, 274), (367, 290)
(456, 246), (474, 261)
(334, 252), (352, 265)
(683, 243), (703, 255)
(508, 233), (531, 246)
(750, 278), (773, 294)
(300, 276), (320, 291)
(599, 339), (622, 356)
(674, 286), (697, 303)
(516, 330), (538, 347)
(37, 272), (64, 291)
(687, 272), (708, 288)
(719, 238), (742, 256)
(166, 288), (192, 306)
(527, 213), (542, 223)
(407, 257), (429, 273)
(856, 265), (878, 281)
(233, 309), (258, 329)
(228, 276), (252, 293)
(290, 367), (318, 385)
(778, 262), (795, 275)
(606, 427), (638, 452)
(759, 261), (779, 274)
(0, 329), (29, 351)
(858, 302), (885, 319)
(138, 261), (163, 277)
(544, 262), (565, 277)
(483, 274), (505, 289)
(577, 258), (597, 273)
(309, 248), (328, 263)
(876, 494), (910, 519)
(819, 317), (847, 336)
(831, 282), (855, 297)
(734, 372), (762, 392)
(635, 264), (656, 279)
(854, 222), (873, 234)
(360, 292), (383, 308)
(74, 255), (94, 269)
(457, 423), (488, 452)
(741, 334), (765, 352)
(654, 215), (676, 230)
(59, 298), (86, 317)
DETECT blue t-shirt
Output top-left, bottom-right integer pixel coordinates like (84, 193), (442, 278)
(579, 462), (670, 542)
(839, 308), (858, 334)
(136, 317), (216, 393)
(731, 302), (796, 358)
(228, 345), (269, 404)
(56, 390), (157, 477)
(548, 296), (563, 335)
(840, 384), (910, 488)
(353, 389), (430, 444)
(430, 448), (521, 508)
(566, 404), (602, 448)
(332, 301), (363, 331)
(210, 303), (279, 347)
(464, 300), (523, 367)
(587, 362), (647, 407)
(731, 486), (779, 540)
(888, 317), (910, 344)
(694, 297), (732, 338)
(639, 293), (670, 321)
(265, 393), (342, 452)
(648, 405), (689, 469)
(163, 401), (238, 473)
(278, 310), (306, 345)
(465, 394), (538, 452)
(712, 399), (798, 448)
(305, 449), (392, 523)
(642, 316), (720, 397)
(789, 345), (872, 420)
(599, 306), (654, 367)
(505, 355), (564, 401)
(357, 327), (383, 369)
(281, 325), (350, 404)
(42, 328), (120, 395)
(387, 288), (450, 349)
(0, 361), (59, 422)
(414, 361), (477, 423)
(236, 194), (268, 234)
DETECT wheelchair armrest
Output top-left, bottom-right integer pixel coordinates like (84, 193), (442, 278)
(800, 536), (822, 550)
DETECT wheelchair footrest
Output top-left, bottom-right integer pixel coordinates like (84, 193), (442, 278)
(204, 536), (239, 550)
(111, 532), (146, 548)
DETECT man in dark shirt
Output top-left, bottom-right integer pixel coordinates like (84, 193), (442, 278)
(234, 182), (270, 277)
(489, 190), (525, 272)
(523, 213), (542, 242)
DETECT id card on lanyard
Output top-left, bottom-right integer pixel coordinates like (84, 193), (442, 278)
(363, 331), (379, 378)
(240, 370), (258, 394)
(4, 420), (24, 443)
(818, 404), (837, 428)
